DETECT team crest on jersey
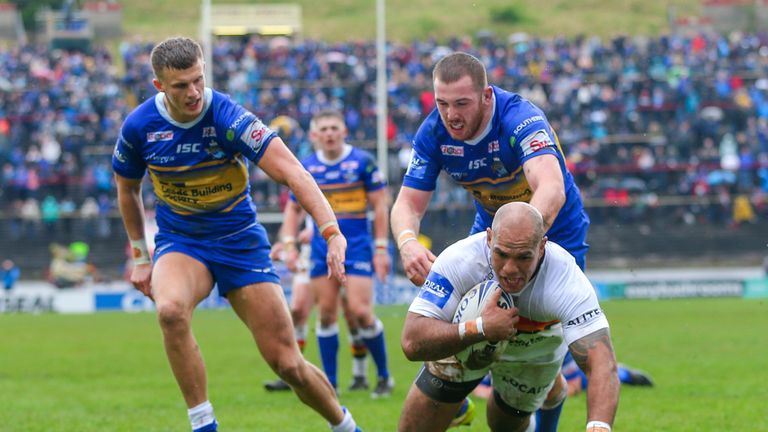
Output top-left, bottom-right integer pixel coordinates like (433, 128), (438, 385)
(440, 145), (464, 157)
(519, 130), (553, 157)
(147, 131), (174, 142)
(205, 142), (226, 159)
(202, 127), (217, 138)
(491, 158), (508, 177)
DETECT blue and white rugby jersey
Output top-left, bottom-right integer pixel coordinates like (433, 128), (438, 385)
(403, 86), (589, 254)
(294, 144), (386, 254)
(112, 88), (276, 239)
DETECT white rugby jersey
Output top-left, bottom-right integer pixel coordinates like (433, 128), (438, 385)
(408, 233), (608, 362)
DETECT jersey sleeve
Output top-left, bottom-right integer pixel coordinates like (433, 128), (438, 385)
(361, 151), (386, 192)
(506, 102), (559, 165)
(112, 120), (146, 179)
(555, 268), (610, 346)
(215, 93), (277, 165)
(408, 234), (489, 321)
(401, 124), (442, 191)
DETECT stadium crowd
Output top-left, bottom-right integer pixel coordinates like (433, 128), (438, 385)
(2, 30), (768, 235)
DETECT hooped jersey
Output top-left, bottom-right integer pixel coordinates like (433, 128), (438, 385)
(403, 86), (588, 250)
(112, 88), (276, 239)
(408, 233), (608, 362)
(293, 144), (386, 251)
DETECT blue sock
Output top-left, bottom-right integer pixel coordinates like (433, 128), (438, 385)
(193, 421), (218, 432)
(361, 318), (389, 379)
(317, 322), (340, 388)
(535, 400), (564, 432)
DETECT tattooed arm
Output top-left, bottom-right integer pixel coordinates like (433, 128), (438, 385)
(569, 328), (620, 426)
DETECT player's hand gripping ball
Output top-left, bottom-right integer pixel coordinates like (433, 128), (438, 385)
(452, 280), (515, 370)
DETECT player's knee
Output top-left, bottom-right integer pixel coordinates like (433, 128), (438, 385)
(291, 307), (309, 325)
(155, 301), (190, 330)
(542, 374), (567, 409)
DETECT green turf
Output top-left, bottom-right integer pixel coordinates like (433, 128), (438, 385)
(1, 298), (766, 431)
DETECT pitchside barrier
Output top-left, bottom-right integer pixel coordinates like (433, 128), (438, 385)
(2, 267), (767, 314)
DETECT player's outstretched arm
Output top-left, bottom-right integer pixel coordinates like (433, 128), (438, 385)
(390, 186), (436, 285)
(114, 173), (152, 298)
(569, 328), (619, 429)
(258, 138), (346, 283)
(522, 154), (566, 231)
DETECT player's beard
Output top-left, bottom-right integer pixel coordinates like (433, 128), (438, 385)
(444, 103), (484, 141)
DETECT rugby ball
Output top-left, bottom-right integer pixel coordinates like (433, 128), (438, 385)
(452, 280), (515, 370)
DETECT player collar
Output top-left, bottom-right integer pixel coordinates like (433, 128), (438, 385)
(316, 143), (352, 165)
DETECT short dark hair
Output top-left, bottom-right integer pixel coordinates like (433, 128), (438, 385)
(310, 109), (345, 130)
(150, 37), (203, 79)
(433, 52), (488, 93)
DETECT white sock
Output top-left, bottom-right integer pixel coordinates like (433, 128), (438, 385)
(330, 407), (358, 432)
(348, 330), (368, 378)
(353, 355), (368, 378)
(525, 413), (537, 432)
(188, 400), (216, 430)
(295, 322), (308, 342)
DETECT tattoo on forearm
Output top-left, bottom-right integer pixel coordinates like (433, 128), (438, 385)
(570, 328), (614, 371)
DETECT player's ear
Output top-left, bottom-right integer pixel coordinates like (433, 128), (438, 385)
(483, 86), (492, 103)
(486, 228), (493, 248)
(152, 78), (163, 92)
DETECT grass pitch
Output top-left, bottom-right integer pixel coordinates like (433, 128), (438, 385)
(1, 298), (766, 431)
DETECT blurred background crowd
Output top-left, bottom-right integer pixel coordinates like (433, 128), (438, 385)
(2, 30), (768, 245)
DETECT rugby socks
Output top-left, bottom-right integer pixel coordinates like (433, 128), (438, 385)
(348, 328), (368, 378)
(317, 322), (340, 388)
(360, 318), (390, 379)
(329, 406), (359, 432)
(188, 400), (217, 432)
(295, 322), (308, 352)
(525, 412), (537, 432)
(535, 401), (564, 432)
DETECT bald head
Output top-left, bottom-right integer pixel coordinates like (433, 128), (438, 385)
(491, 202), (545, 247)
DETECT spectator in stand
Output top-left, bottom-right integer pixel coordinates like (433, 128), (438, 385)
(2, 259), (20, 291)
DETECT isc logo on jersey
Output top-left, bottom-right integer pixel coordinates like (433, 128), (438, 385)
(176, 143), (201, 153)
(452, 280), (514, 371)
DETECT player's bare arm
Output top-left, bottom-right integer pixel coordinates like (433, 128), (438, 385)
(114, 173), (153, 297)
(368, 187), (391, 282)
(258, 136), (347, 283)
(402, 290), (519, 360)
(390, 186), (437, 285)
(401, 312), (485, 361)
(522, 154), (566, 232)
(569, 328), (620, 426)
